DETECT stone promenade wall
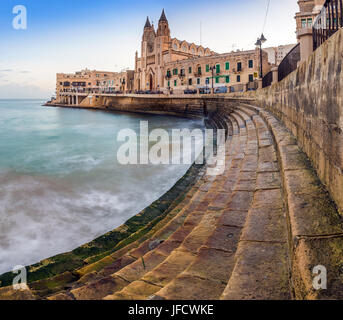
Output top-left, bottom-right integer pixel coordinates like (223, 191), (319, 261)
(254, 29), (343, 214)
(77, 95), (253, 120)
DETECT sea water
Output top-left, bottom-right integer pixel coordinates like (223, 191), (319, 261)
(0, 99), (204, 274)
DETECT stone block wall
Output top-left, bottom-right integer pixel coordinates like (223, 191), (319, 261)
(255, 28), (343, 214)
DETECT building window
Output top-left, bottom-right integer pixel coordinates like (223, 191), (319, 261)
(215, 76), (220, 84)
(216, 64), (220, 74)
(225, 76), (230, 83)
(189, 67), (192, 74)
(168, 81), (170, 87)
(189, 78), (192, 85)
(248, 60), (253, 68)
(197, 78), (200, 85)
(173, 69), (178, 75)
(198, 66), (202, 75)
(301, 19), (307, 28)
(206, 65), (210, 72)
(237, 62), (242, 72)
(307, 18), (313, 27)
(174, 80), (177, 86)
(167, 70), (171, 77)
(206, 78), (210, 85)
(249, 74), (254, 82)
(225, 62), (230, 70)
(237, 75), (241, 82)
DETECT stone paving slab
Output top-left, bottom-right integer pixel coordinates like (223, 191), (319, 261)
(241, 207), (288, 242)
(70, 275), (129, 300)
(221, 242), (291, 300)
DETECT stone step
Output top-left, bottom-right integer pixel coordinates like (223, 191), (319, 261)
(221, 107), (292, 300)
(103, 116), (246, 300)
(240, 104), (343, 300)
(57, 111), (235, 300)
(130, 113), (254, 300)
(62, 188), (212, 300)
(39, 171), (208, 299)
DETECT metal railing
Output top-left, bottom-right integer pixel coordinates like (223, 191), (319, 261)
(313, 0), (343, 50)
(278, 43), (300, 82)
(262, 71), (272, 88)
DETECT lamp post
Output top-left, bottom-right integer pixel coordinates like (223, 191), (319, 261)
(209, 65), (216, 94)
(255, 33), (267, 79)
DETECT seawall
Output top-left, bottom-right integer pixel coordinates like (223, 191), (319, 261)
(252, 28), (343, 214)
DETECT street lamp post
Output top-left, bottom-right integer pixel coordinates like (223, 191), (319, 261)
(255, 33), (267, 79)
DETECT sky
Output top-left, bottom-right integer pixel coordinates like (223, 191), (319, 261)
(0, 0), (298, 99)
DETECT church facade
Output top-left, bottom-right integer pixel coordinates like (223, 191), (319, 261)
(134, 10), (215, 92)
(134, 10), (269, 93)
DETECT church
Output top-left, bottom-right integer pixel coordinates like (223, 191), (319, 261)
(134, 10), (215, 92)
(134, 10), (268, 93)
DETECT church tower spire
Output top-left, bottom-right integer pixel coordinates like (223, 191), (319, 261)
(159, 9), (167, 22)
(157, 9), (170, 37)
(144, 17), (151, 29)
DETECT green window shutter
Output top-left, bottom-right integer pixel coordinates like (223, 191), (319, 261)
(215, 77), (219, 84)
(225, 76), (230, 83)
(174, 80), (177, 86)
(225, 62), (230, 70)
(168, 81), (170, 87)
(206, 65), (210, 72)
(216, 64), (220, 74)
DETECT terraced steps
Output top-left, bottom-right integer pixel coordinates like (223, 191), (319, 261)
(1, 101), (343, 300)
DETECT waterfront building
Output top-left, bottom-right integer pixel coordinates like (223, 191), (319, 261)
(135, 10), (270, 93)
(56, 69), (134, 102)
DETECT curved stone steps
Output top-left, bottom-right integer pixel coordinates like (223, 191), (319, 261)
(3, 100), (343, 301)
(107, 110), (253, 299)
(39, 169), (208, 300)
(62, 183), (215, 300)
(220, 106), (292, 300)
(102, 113), (246, 300)
(238, 103), (343, 300)
(44, 113), (233, 300)
(132, 111), (258, 300)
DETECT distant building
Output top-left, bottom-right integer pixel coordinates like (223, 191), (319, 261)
(263, 44), (297, 66)
(295, 0), (325, 34)
(56, 69), (134, 102)
(135, 10), (269, 92)
(295, 0), (325, 61)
